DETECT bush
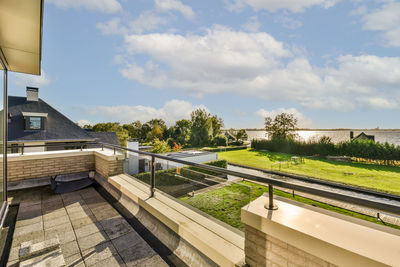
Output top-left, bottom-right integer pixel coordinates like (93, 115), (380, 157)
(212, 135), (228, 146)
(251, 138), (400, 161)
(228, 140), (244, 146)
(151, 138), (171, 153)
(202, 146), (247, 152)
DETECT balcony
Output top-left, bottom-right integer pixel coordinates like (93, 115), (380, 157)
(0, 143), (399, 266)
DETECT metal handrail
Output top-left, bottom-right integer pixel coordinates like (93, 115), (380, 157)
(7, 141), (400, 215)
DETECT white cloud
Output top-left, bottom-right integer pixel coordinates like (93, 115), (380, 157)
(96, 18), (127, 35)
(87, 99), (207, 125)
(155, 0), (195, 19)
(255, 108), (313, 128)
(274, 14), (303, 29)
(129, 11), (169, 34)
(15, 70), (51, 88)
(359, 2), (400, 47)
(47, 0), (122, 13)
(241, 16), (261, 32)
(227, 0), (340, 13)
(77, 120), (93, 127)
(118, 27), (400, 110)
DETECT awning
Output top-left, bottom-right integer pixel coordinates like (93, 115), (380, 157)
(0, 0), (43, 75)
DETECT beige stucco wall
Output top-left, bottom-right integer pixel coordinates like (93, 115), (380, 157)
(241, 195), (400, 267)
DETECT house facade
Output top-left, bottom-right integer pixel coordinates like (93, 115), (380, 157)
(8, 87), (119, 153)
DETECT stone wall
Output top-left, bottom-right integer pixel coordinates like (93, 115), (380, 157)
(6, 150), (125, 184)
(94, 154), (124, 178)
(245, 225), (335, 267)
(7, 154), (95, 182)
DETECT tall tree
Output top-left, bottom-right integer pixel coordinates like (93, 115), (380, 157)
(264, 113), (298, 140)
(189, 109), (213, 146)
(210, 115), (224, 138)
(173, 119), (192, 145)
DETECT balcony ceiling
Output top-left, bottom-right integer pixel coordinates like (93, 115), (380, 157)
(0, 0), (43, 75)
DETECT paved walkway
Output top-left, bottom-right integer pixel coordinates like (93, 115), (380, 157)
(7, 186), (168, 266)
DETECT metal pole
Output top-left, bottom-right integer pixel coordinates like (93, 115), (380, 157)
(265, 184), (278, 210)
(150, 156), (155, 197)
(3, 69), (8, 204)
(21, 144), (24, 155)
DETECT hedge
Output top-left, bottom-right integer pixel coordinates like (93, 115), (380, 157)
(202, 145), (247, 152)
(251, 139), (400, 161)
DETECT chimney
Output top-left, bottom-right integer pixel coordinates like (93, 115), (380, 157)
(26, 87), (39, 101)
(350, 131), (354, 140)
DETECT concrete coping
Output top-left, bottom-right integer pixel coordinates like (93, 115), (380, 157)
(241, 195), (400, 266)
(5, 148), (125, 162)
(108, 174), (245, 266)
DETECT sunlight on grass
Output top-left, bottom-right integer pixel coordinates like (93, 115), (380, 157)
(180, 181), (400, 231)
(218, 148), (400, 195)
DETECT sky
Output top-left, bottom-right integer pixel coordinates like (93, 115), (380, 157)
(7, 0), (400, 129)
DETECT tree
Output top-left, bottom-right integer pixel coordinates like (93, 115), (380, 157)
(151, 138), (171, 153)
(210, 115), (224, 138)
(92, 122), (129, 146)
(235, 129), (248, 141)
(173, 119), (192, 145)
(145, 119), (167, 141)
(189, 109), (214, 146)
(123, 121), (142, 140)
(264, 113), (298, 140)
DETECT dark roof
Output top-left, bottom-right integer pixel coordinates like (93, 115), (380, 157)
(86, 131), (120, 146)
(354, 132), (375, 141)
(8, 96), (94, 142)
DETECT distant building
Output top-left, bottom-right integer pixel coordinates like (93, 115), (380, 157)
(352, 131), (375, 142)
(8, 87), (119, 152)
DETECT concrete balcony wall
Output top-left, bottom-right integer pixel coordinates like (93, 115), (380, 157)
(242, 195), (400, 267)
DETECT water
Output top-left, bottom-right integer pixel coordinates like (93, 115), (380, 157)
(245, 129), (400, 146)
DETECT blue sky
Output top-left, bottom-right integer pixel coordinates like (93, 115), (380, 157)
(8, 0), (400, 129)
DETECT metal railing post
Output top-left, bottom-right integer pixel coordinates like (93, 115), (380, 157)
(150, 156), (155, 197)
(265, 184), (278, 210)
(102, 144), (104, 151)
(113, 147), (116, 155)
(21, 144), (24, 155)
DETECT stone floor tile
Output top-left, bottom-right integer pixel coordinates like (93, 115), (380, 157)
(79, 187), (100, 199)
(111, 231), (142, 252)
(129, 254), (168, 267)
(89, 254), (126, 267)
(77, 230), (109, 251)
(74, 222), (102, 239)
(19, 237), (60, 261)
(19, 249), (65, 267)
(8, 246), (19, 262)
(64, 253), (84, 267)
(82, 241), (118, 266)
(11, 231), (44, 248)
(43, 215), (70, 229)
(17, 209), (42, 221)
(15, 215), (42, 228)
(43, 208), (68, 221)
(67, 210), (93, 221)
(44, 224), (75, 245)
(103, 219), (133, 240)
(66, 203), (92, 215)
(14, 221), (43, 237)
(60, 240), (81, 258)
(119, 241), (157, 266)
(71, 215), (97, 229)
(92, 206), (120, 221)
(19, 202), (42, 213)
(6, 259), (19, 267)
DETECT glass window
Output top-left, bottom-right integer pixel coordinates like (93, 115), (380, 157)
(29, 117), (41, 130)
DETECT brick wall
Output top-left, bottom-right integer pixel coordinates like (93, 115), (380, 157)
(95, 154), (124, 178)
(7, 154), (95, 182)
(245, 225), (336, 267)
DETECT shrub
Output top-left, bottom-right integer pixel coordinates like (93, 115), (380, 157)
(151, 138), (171, 153)
(212, 135), (228, 146)
(251, 138), (400, 161)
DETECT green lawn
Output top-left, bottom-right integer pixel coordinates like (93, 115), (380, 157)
(180, 181), (400, 231)
(218, 149), (400, 195)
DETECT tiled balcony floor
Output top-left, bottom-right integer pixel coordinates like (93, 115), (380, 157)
(7, 186), (168, 266)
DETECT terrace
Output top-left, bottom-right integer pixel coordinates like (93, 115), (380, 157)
(0, 1), (400, 266)
(0, 143), (399, 266)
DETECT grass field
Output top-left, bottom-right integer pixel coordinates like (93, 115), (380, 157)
(218, 149), (400, 195)
(180, 181), (400, 231)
